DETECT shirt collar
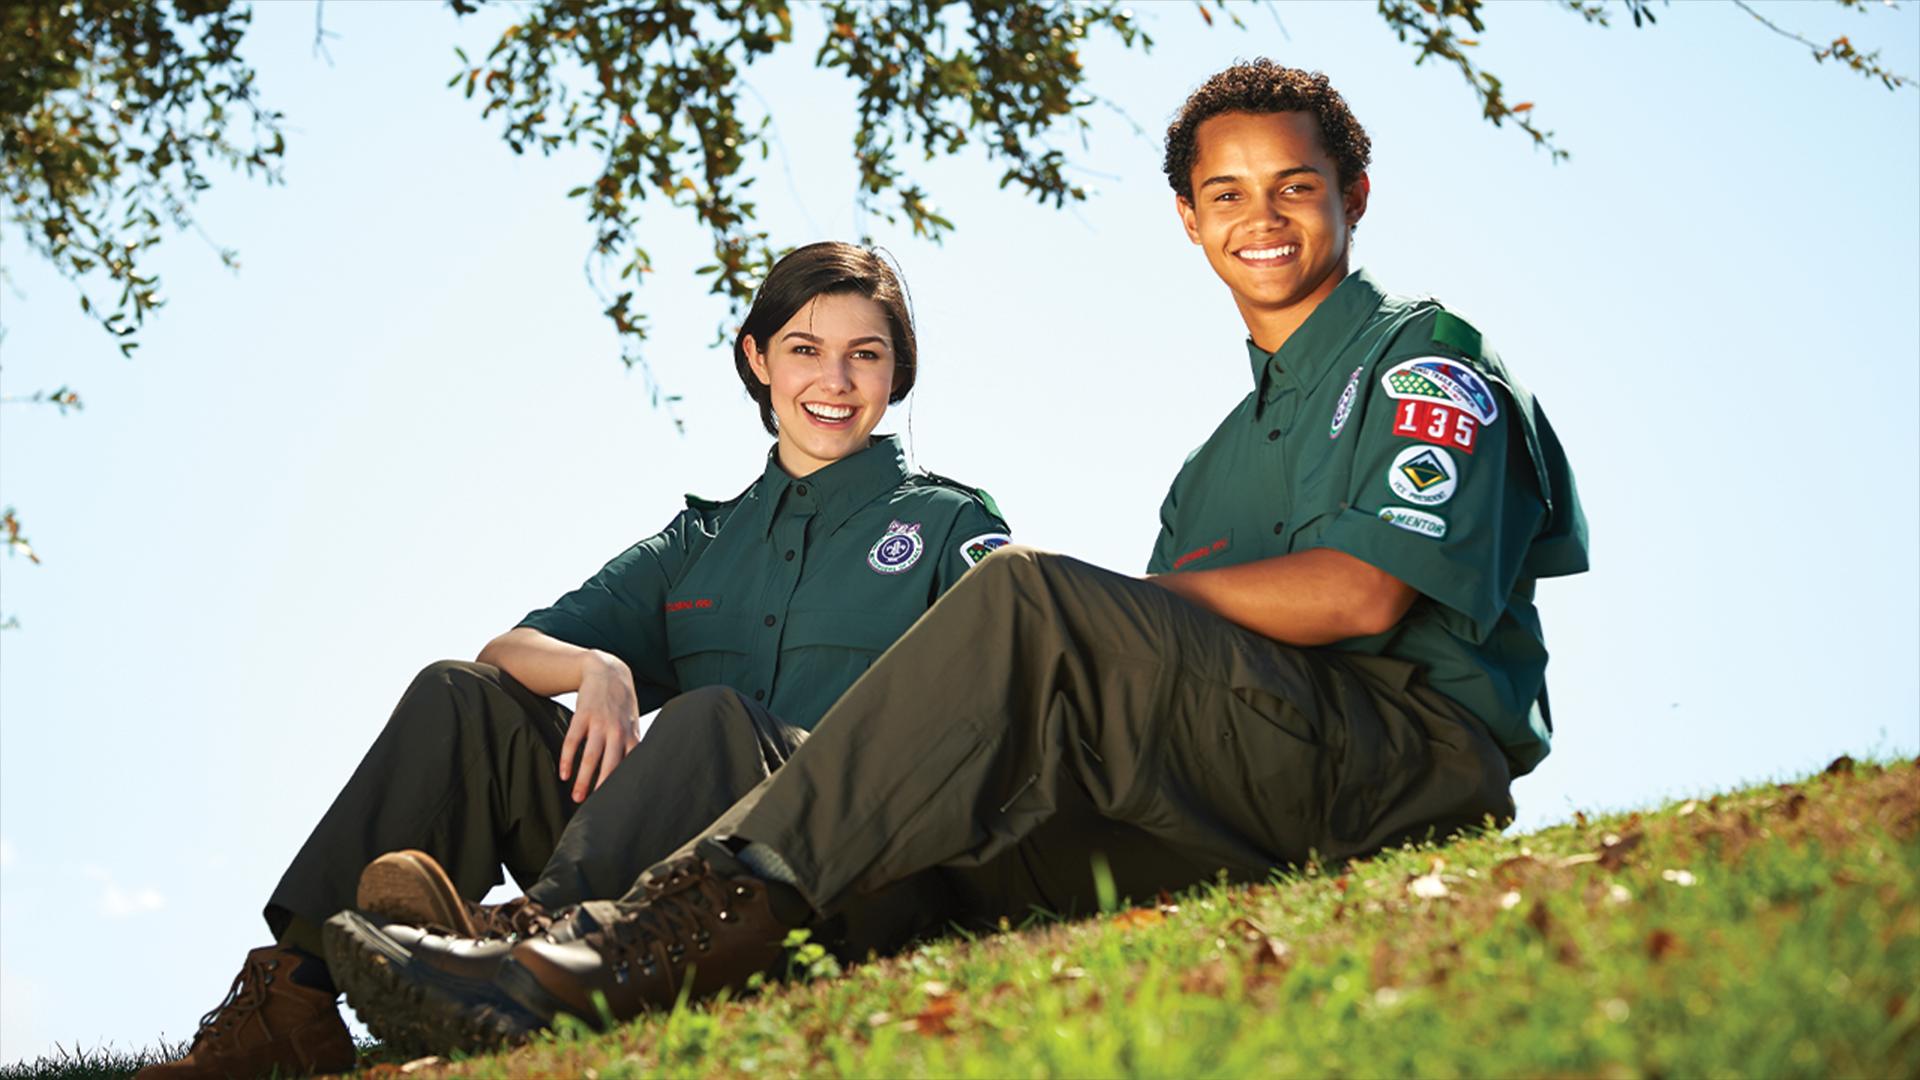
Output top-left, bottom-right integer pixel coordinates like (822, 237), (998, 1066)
(745, 434), (912, 539)
(1246, 267), (1388, 403)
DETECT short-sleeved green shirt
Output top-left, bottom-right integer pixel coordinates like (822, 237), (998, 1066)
(518, 435), (1010, 731)
(1148, 269), (1588, 774)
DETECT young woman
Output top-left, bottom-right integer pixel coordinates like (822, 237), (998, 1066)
(140, 242), (1011, 1080)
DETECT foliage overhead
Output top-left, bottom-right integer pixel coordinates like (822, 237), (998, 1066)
(0, 0), (285, 357)
(0, 0), (1911, 566)
(439, 0), (1152, 410)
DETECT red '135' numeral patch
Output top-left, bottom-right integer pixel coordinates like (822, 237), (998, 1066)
(1392, 399), (1477, 453)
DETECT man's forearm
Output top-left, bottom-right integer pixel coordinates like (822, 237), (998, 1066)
(1147, 547), (1416, 646)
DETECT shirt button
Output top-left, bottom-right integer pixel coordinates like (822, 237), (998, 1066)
(795, 484), (809, 497)
(1273, 521), (1285, 535)
(754, 689), (765, 701)
(785, 549), (795, 561)
(764, 615), (776, 627)
(1267, 430), (1281, 441)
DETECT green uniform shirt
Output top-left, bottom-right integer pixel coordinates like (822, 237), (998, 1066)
(519, 435), (1011, 730)
(1149, 269), (1588, 774)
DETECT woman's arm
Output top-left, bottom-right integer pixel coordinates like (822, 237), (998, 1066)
(478, 626), (643, 804)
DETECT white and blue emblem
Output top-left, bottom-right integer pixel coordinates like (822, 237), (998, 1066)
(868, 520), (924, 575)
(959, 531), (1013, 567)
(1329, 364), (1364, 439)
(1380, 357), (1500, 425)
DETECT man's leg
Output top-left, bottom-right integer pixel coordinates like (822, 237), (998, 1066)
(529, 685), (964, 959)
(524, 685), (805, 909)
(697, 546), (1512, 915)
(265, 660), (577, 952)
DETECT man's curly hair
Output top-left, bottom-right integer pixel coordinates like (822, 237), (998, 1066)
(1163, 60), (1372, 201)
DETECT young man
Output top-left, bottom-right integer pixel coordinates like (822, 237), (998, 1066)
(327, 59), (1589, 1050)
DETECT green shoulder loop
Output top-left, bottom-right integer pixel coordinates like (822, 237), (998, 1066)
(681, 479), (755, 527)
(915, 470), (1008, 526)
(1431, 309), (1483, 361)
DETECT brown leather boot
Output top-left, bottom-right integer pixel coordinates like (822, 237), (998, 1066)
(133, 945), (356, 1080)
(324, 912), (528, 1058)
(499, 849), (809, 1027)
(357, 849), (550, 940)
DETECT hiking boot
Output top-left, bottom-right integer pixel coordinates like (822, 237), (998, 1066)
(133, 945), (355, 1080)
(357, 849), (551, 940)
(496, 846), (810, 1029)
(323, 910), (532, 1059)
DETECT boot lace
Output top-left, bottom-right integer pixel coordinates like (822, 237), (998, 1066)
(582, 857), (752, 978)
(474, 895), (552, 940)
(190, 951), (280, 1047)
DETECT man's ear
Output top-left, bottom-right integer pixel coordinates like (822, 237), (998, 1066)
(743, 334), (773, 387)
(1345, 173), (1371, 227)
(1176, 195), (1203, 245)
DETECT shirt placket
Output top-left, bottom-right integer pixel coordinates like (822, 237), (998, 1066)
(750, 481), (815, 706)
(1259, 372), (1302, 550)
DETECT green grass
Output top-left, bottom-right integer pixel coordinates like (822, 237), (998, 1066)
(11, 757), (1915, 1079)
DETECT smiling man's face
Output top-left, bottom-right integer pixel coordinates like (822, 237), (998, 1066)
(1176, 110), (1369, 352)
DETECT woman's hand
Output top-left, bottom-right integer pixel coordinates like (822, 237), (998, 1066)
(560, 652), (643, 803)
(477, 627), (642, 803)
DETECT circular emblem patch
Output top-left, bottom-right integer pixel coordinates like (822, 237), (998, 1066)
(1386, 444), (1458, 506)
(868, 520), (924, 575)
(1329, 365), (1364, 439)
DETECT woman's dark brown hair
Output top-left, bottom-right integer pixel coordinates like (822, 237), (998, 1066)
(733, 242), (918, 436)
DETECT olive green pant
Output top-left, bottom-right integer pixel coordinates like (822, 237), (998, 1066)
(265, 663), (808, 952)
(674, 546), (1516, 923)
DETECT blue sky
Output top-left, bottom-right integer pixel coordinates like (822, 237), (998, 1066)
(2, 0), (1915, 1063)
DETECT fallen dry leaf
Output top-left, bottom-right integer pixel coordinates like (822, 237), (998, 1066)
(1111, 907), (1165, 929)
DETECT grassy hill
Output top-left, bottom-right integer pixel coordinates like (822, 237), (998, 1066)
(12, 756), (1916, 1080)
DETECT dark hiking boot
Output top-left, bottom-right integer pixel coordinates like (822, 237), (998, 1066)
(323, 910), (534, 1058)
(357, 849), (551, 940)
(133, 945), (355, 1080)
(495, 846), (811, 1029)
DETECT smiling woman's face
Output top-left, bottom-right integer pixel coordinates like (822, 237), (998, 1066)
(744, 292), (899, 477)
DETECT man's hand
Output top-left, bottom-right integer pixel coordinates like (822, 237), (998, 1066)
(478, 627), (642, 803)
(1148, 547), (1417, 646)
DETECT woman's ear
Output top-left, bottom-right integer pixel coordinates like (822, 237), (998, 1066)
(743, 334), (773, 386)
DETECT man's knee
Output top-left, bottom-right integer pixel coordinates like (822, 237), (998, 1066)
(646, 685), (798, 764)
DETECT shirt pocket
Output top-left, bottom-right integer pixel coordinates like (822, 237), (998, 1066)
(780, 608), (917, 666)
(664, 592), (749, 692)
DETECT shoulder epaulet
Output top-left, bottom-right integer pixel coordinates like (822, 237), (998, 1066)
(913, 470), (1006, 524)
(683, 478), (756, 517)
(1430, 309), (1484, 362)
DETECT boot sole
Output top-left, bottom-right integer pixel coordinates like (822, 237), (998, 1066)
(357, 850), (477, 937)
(324, 910), (544, 1058)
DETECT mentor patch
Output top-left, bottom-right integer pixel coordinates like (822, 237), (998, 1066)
(868, 520), (925, 574)
(1379, 505), (1447, 539)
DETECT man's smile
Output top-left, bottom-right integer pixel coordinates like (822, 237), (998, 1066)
(1235, 242), (1300, 264)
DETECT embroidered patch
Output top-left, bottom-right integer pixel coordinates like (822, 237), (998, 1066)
(960, 532), (1013, 568)
(663, 598), (717, 613)
(1390, 398), (1477, 453)
(1388, 445), (1459, 506)
(1379, 505), (1447, 539)
(1380, 357), (1499, 424)
(1172, 536), (1230, 570)
(868, 520), (924, 574)
(1329, 365), (1365, 439)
